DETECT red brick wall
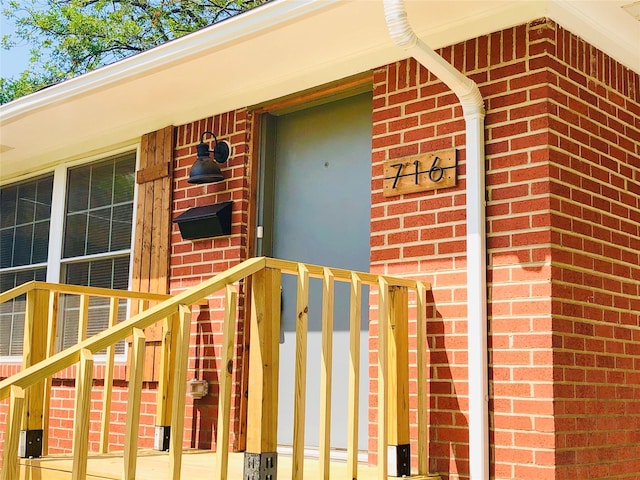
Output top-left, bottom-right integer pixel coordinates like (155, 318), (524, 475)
(540, 21), (640, 480)
(370, 18), (639, 480)
(0, 364), (157, 458)
(170, 110), (253, 451)
(45, 377), (158, 453)
(371, 21), (557, 479)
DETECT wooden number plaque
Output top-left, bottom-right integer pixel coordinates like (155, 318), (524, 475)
(383, 148), (457, 197)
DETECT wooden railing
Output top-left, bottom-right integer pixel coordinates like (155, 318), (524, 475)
(0, 257), (431, 480)
(0, 280), (171, 473)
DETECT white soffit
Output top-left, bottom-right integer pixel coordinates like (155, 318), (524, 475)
(0, 0), (638, 181)
(549, 0), (640, 72)
(624, 1), (640, 19)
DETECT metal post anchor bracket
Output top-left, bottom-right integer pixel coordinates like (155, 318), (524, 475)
(388, 443), (411, 477)
(19, 430), (43, 458)
(243, 452), (277, 480)
(154, 425), (170, 451)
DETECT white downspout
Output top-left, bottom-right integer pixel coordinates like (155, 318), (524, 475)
(383, 1), (489, 479)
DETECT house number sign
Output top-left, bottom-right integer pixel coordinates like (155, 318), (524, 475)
(383, 148), (457, 197)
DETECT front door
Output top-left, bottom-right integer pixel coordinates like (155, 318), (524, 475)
(258, 92), (372, 452)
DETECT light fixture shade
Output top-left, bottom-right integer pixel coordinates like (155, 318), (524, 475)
(187, 135), (230, 184)
(188, 156), (224, 184)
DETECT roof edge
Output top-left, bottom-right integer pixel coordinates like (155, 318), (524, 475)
(0, 0), (342, 124)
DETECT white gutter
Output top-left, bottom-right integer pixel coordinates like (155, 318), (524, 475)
(383, 1), (489, 479)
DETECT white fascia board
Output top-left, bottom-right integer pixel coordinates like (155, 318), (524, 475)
(412, 1), (549, 50)
(548, 0), (640, 74)
(0, 0), (342, 124)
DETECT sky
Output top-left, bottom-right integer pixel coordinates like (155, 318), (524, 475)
(0, 13), (32, 79)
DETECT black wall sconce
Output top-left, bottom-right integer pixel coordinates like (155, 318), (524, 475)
(188, 131), (230, 184)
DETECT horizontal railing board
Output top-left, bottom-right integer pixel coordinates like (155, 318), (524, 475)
(0, 281), (170, 304)
(264, 257), (431, 289)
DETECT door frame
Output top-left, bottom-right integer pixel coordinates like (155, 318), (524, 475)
(236, 72), (374, 450)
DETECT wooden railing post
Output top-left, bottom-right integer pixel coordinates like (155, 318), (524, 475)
(319, 268), (334, 480)
(123, 328), (146, 479)
(387, 285), (411, 477)
(20, 288), (49, 458)
(416, 282), (430, 475)
(214, 285), (238, 480)
(244, 267), (281, 480)
(42, 291), (59, 456)
(1, 386), (25, 480)
(292, 265), (309, 480)
(169, 305), (191, 480)
(72, 349), (94, 480)
(154, 311), (179, 451)
(99, 296), (119, 453)
(377, 278), (389, 480)
(347, 273), (362, 480)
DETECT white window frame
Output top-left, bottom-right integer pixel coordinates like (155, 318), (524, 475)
(0, 144), (140, 364)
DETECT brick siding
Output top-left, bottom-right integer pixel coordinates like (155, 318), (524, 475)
(171, 110), (253, 451)
(369, 18), (639, 480)
(1, 18), (638, 480)
(543, 21), (640, 480)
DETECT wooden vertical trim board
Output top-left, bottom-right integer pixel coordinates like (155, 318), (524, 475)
(169, 305), (191, 480)
(157, 126), (174, 296)
(131, 126), (175, 383)
(246, 268), (281, 453)
(416, 282), (429, 475)
(123, 328), (146, 480)
(99, 297), (119, 453)
(132, 126), (174, 303)
(72, 349), (94, 480)
(149, 131), (165, 296)
(140, 165), (153, 295)
(1, 386), (25, 480)
(135, 130), (155, 298)
(214, 286), (238, 480)
(377, 278), (389, 480)
(347, 273), (362, 480)
(293, 265), (309, 480)
(319, 268), (335, 480)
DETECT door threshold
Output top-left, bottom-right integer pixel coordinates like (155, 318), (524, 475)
(277, 445), (368, 463)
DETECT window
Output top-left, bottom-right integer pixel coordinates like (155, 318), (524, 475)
(0, 152), (136, 358)
(0, 175), (53, 356)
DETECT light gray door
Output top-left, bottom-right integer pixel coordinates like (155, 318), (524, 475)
(259, 92), (372, 451)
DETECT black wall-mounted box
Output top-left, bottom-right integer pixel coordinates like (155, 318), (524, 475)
(172, 201), (232, 240)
